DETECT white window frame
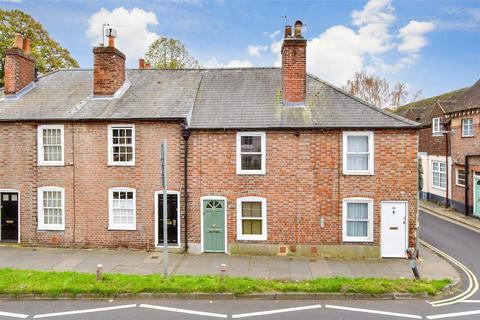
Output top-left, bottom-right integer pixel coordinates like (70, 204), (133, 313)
(236, 132), (266, 175)
(462, 118), (474, 137)
(108, 124), (135, 166)
(432, 117), (443, 135)
(342, 131), (374, 175)
(236, 197), (267, 241)
(432, 161), (447, 190)
(342, 198), (374, 242)
(37, 125), (64, 166)
(108, 187), (137, 230)
(37, 186), (65, 231)
(456, 168), (466, 188)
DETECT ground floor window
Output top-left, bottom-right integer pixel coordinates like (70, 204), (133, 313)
(342, 198), (373, 242)
(38, 187), (65, 230)
(236, 197), (267, 241)
(108, 188), (136, 230)
(432, 161), (446, 189)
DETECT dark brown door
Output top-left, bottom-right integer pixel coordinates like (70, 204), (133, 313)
(158, 194), (179, 246)
(1, 193), (19, 241)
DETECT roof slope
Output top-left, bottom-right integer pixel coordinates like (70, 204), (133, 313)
(443, 79), (480, 114)
(396, 87), (468, 115)
(189, 68), (418, 128)
(0, 68), (418, 129)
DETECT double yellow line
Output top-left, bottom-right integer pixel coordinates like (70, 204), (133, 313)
(420, 239), (479, 307)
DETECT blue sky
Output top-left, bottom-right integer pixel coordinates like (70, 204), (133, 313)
(1, 0), (479, 100)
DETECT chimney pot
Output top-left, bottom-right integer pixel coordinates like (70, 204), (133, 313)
(284, 25), (292, 38)
(108, 36), (115, 48)
(13, 33), (23, 49)
(294, 20), (303, 37)
(22, 37), (30, 54)
(139, 58), (145, 69)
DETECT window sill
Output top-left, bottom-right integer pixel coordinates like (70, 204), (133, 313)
(462, 135), (475, 138)
(108, 227), (137, 231)
(237, 235), (267, 241)
(343, 171), (374, 176)
(37, 227), (65, 231)
(455, 184), (466, 188)
(342, 238), (373, 243)
(37, 163), (65, 167)
(107, 163), (136, 167)
(236, 171), (266, 175)
(431, 185), (447, 191)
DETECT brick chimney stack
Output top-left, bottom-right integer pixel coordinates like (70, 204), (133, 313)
(282, 20), (307, 105)
(93, 29), (125, 96)
(4, 33), (36, 96)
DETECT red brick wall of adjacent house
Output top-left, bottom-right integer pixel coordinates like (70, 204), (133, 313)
(93, 47), (126, 96)
(450, 114), (480, 211)
(187, 129), (418, 248)
(0, 121), (184, 248)
(4, 48), (35, 95)
(418, 104), (449, 156)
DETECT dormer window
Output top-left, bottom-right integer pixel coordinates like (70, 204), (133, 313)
(432, 117), (443, 135)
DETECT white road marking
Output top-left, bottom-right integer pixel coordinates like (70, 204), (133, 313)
(231, 304), (322, 318)
(139, 304), (227, 318)
(0, 311), (29, 319)
(33, 304), (137, 318)
(460, 300), (480, 303)
(427, 309), (480, 319)
(420, 239), (479, 307)
(325, 304), (422, 319)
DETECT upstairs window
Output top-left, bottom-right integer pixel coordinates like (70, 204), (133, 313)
(343, 131), (374, 175)
(456, 168), (466, 187)
(432, 117), (443, 135)
(236, 132), (266, 174)
(37, 125), (64, 166)
(37, 186), (65, 231)
(462, 118), (474, 137)
(108, 188), (136, 230)
(108, 125), (135, 166)
(432, 161), (446, 189)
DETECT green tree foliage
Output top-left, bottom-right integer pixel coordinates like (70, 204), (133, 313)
(0, 9), (79, 86)
(145, 37), (200, 69)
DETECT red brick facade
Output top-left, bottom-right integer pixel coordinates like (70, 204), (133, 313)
(0, 121), (185, 248)
(187, 129), (418, 251)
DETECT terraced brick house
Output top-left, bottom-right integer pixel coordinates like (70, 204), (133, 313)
(0, 23), (420, 258)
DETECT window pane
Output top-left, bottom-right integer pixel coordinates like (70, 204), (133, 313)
(347, 203), (368, 220)
(241, 136), (261, 152)
(242, 220), (262, 235)
(347, 154), (369, 171)
(347, 221), (368, 237)
(241, 154), (262, 170)
(242, 202), (262, 218)
(347, 136), (368, 152)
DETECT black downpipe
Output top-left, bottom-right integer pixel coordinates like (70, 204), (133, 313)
(182, 127), (191, 253)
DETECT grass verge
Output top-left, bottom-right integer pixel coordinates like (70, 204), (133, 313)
(0, 268), (450, 297)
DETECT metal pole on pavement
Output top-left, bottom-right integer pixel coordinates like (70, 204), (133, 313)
(161, 140), (169, 276)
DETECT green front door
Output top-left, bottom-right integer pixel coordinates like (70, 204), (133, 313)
(203, 199), (226, 252)
(474, 176), (480, 218)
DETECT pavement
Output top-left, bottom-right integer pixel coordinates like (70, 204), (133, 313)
(419, 200), (480, 232)
(0, 242), (458, 282)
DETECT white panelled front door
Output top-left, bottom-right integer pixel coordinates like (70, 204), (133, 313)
(381, 201), (407, 258)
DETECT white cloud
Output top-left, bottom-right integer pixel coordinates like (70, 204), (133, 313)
(203, 57), (253, 68)
(248, 45), (268, 57)
(268, 30), (281, 39)
(1, 0), (22, 2)
(398, 20), (435, 53)
(86, 7), (159, 65)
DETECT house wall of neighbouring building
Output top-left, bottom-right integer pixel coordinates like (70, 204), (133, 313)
(449, 114), (480, 214)
(186, 129), (418, 258)
(0, 121), (185, 249)
(419, 154), (452, 206)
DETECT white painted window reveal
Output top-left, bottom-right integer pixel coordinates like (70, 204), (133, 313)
(236, 132), (266, 174)
(432, 161), (447, 189)
(37, 186), (65, 230)
(236, 197), (267, 241)
(462, 118), (474, 137)
(108, 188), (136, 230)
(342, 198), (373, 242)
(432, 117), (443, 135)
(37, 125), (64, 166)
(343, 131), (374, 175)
(108, 124), (135, 165)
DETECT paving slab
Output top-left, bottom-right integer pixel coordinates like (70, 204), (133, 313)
(0, 243), (460, 282)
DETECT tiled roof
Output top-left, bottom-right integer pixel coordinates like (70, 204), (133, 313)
(443, 79), (480, 114)
(0, 68), (419, 129)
